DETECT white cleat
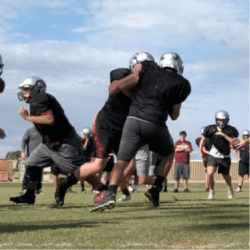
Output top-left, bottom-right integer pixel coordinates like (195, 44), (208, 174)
(117, 194), (131, 202)
(236, 187), (241, 192)
(128, 186), (133, 192)
(228, 187), (234, 199)
(207, 190), (215, 200)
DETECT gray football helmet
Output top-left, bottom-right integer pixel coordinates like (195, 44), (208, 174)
(0, 54), (4, 76)
(81, 127), (92, 138)
(159, 52), (184, 75)
(242, 130), (250, 137)
(200, 127), (205, 135)
(129, 52), (155, 72)
(215, 110), (229, 128)
(18, 76), (46, 101)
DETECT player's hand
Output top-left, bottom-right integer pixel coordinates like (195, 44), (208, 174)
(18, 107), (29, 119)
(21, 152), (26, 159)
(237, 158), (242, 162)
(235, 140), (247, 150)
(133, 64), (142, 75)
(0, 128), (6, 139)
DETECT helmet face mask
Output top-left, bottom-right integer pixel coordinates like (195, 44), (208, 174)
(159, 52), (184, 75)
(18, 77), (46, 102)
(129, 52), (155, 72)
(215, 110), (229, 129)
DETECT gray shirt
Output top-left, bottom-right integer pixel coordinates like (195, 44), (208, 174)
(21, 127), (43, 157)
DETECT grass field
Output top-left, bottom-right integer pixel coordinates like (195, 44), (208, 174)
(0, 182), (249, 249)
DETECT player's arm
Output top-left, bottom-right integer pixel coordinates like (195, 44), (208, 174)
(18, 108), (55, 125)
(184, 142), (192, 153)
(202, 146), (210, 155)
(21, 130), (29, 159)
(235, 138), (250, 150)
(215, 131), (236, 144)
(199, 137), (207, 159)
(233, 149), (241, 162)
(169, 103), (181, 120)
(109, 64), (142, 96)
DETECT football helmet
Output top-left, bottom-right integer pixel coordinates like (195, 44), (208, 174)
(200, 127), (205, 135)
(0, 54), (4, 76)
(129, 52), (155, 72)
(18, 76), (46, 101)
(81, 127), (92, 138)
(215, 110), (229, 129)
(242, 130), (250, 138)
(159, 52), (184, 75)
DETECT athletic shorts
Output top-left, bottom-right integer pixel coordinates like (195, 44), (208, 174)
(117, 117), (174, 161)
(25, 134), (85, 177)
(174, 163), (190, 180)
(92, 114), (122, 159)
(207, 155), (231, 175)
(239, 161), (249, 176)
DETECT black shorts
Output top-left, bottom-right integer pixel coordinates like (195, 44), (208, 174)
(117, 117), (174, 161)
(239, 161), (249, 176)
(92, 114), (122, 159)
(207, 155), (231, 175)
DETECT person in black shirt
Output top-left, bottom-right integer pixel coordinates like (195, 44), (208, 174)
(10, 77), (100, 205)
(199, 110), (239, 200)
(233, 130), (249, 192)
(92, 52), (191, 212)
(55, 63), (143, 206)
(195, 127), (213, 192)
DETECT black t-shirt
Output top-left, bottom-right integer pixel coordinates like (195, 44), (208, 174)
(203, 125), (239, 156)
(195, 137), (212, 151)
(97, 68), (132, 134)
(239, 143), (249, 163)
(82, 137), (93, 161)
(129, 61), (191, 126)
(31, 93), (74, 142)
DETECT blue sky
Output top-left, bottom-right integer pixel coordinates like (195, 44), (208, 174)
(0, 0), (249, 160)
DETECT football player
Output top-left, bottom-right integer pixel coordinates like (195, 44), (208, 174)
(199, 111), (239, 199)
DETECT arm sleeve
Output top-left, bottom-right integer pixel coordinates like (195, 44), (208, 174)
(110, 68), (131, 83)
(21, 129), (30, 149)
(230, 127), (239, 138)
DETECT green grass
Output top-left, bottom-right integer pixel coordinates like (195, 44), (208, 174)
(0, 182), (249, 249)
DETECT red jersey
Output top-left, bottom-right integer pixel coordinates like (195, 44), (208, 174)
(175, 140), (192, 163)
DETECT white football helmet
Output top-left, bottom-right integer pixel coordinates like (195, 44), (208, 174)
(200, 127), (205, 135)
(242, 130), (250, 138)
(129, 52), (155, 72)
(81, 127), (92, 138)
(159, 52), (184, 75)
(215, 110), (229, 129)
(18, 76), (46, 101)
(0, 54), (4, 76)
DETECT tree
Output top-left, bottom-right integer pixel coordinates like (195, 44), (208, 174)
(5, 150), (21, 160)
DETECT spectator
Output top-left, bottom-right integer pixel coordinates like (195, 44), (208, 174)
(173, 131), (192, 193)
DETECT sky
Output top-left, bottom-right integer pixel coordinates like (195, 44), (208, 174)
(0, 0), (249, 160)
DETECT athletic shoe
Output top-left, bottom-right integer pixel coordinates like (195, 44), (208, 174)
(184, 189), (191, 193)
(117, 194), (131, 202)
(206, 188), (209, 192)
(36, 189), (43, 195)
(92, 189), (100, 194)
(228, 187), (234, 199)
(145, 186), (161, 207)
(128, 186), (133, 192)
(163, 188), (168, 192)
(10, 192), (35, 204)
(90, 192), (116, 212)
(207, 190), (215, 200)
(236, 187), (241, 192)
(81, 189), (86, 193)
(94, 190), (106, 204)
(173, 189), (178, 193)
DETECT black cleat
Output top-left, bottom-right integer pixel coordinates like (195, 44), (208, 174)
(55, 178), (68, 207)
(173, 189), (178, 193)
(10, 192), (35, 205)
(145, 186), (161, 207)
(184, 189), (191, 193)
(90, 192), (116, 212)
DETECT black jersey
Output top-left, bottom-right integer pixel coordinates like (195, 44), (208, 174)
(97, 68), (132, 134)
(203, 125), (239, 156)
(30, 93), (74, 143)
(195, 137), (212, 151)
(239, 142), (249, 163)
(129, 61), (191, 126)
(82, 137), (93, 161)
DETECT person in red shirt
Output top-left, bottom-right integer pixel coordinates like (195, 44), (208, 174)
(173, 131), (192, 192)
